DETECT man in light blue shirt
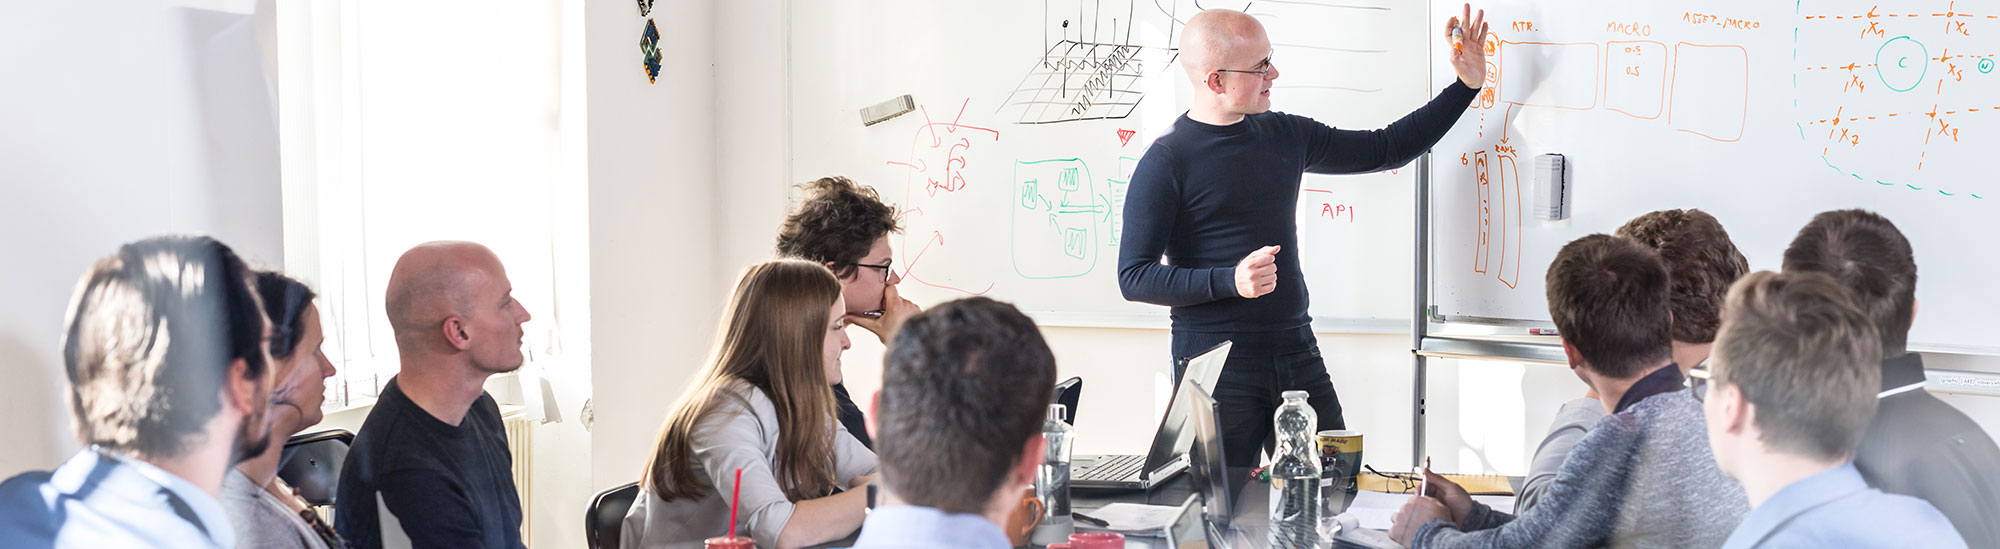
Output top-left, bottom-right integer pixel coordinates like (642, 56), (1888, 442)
(1702, 271), (1963, 548)
(0, 236), (275, 548)
(852, 298), (1056, 549)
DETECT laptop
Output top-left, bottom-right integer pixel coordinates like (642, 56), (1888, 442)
(1071, 341), (1232, 490)
(1185, 379), (1239, 535)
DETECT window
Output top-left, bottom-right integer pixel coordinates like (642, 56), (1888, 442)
(276, 0), (588, 411)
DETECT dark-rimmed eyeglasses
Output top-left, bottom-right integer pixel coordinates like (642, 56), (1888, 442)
(847, 261), (893, 283)
(1364, 464), (1424, 494)
(1687, 365), (1713, 402)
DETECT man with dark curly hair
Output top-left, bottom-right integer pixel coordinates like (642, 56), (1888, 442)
(776, 176), (922, 449)
(1516, 208), (1747, 513)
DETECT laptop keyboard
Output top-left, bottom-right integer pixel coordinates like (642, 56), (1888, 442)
(1077, 454), (1147, 481)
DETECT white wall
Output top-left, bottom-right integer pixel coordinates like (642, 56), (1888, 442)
(0, 2), (283, 476)
(714, 0), (794, 281)
(585, 0), (722, 497)
(0, 166), (285, 476)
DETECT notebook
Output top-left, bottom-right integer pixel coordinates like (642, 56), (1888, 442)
(1357, 472), (1516, 496)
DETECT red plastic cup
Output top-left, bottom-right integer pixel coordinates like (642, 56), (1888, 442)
(704, 536), (753, 549)
(1048, 531), (1124, 549)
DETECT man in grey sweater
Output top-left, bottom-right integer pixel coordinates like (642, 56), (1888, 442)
(1390, 234), (1749, 548)
(1518, 210), (1748, 513)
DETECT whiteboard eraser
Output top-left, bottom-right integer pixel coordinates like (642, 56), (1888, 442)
(1534, 153), (1569, 221)
(860, 95), (916, 126)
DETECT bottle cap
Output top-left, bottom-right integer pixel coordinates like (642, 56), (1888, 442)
(1282, 390), (1310, 400)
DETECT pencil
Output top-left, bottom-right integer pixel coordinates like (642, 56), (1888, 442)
(1421, 457), (1431, 498)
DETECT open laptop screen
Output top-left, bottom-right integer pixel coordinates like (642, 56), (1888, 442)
(1186, 379), (1235, 531)
(1139, 341), (1231, 477)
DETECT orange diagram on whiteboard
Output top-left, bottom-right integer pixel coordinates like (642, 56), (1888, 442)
(1795, 3), (1995, 199)
(1465, 148), (1521, 290)
(1497, 41), (1602, 111)
(1669, 43), (1750, 142)
(1604, 40), (1668, 119)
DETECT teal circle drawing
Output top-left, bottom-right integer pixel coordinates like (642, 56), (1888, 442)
(1982, 58), (1995, 74)
(1874, 36), (1928, 92)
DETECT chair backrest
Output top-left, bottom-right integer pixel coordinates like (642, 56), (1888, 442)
(279, 429), (355, 507)
(1053, 376), (1082, 425)
(586, 482), (642, 549)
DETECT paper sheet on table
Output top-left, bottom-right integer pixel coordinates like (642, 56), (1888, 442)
(1079, 502), (1183, 535)
(1342, 491), (1518, 530)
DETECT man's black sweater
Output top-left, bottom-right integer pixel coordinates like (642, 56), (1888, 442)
(1117, 82), (1479, 357)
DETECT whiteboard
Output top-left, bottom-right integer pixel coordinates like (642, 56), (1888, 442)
(788, 0), (1442, 330)
(1426, 0), (2000, 352)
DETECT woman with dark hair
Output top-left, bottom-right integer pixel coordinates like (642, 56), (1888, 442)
(222, 271), (341, 549)
(622, 259), (879, 548)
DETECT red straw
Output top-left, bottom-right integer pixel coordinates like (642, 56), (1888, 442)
(728, 467), (743, 539)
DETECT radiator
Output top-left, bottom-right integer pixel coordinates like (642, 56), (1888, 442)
(505, 414), (534, 542)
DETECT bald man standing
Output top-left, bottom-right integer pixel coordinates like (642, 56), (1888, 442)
(1118, 6), (1488, 466)
(336, 242), (534, 549)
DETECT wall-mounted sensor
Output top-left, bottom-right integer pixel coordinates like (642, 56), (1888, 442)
(1534, 153), (1569, 221)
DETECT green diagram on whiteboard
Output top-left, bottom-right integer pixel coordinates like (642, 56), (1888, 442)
(1012, 158), (1115, 279)
(1105, 156), (1137, 249)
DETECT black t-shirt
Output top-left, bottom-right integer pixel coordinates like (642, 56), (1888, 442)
(335, 377), (524, 549)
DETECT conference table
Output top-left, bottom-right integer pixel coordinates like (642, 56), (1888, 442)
(1065, 466), (1274, 548)
(814, 468), (1458, 548)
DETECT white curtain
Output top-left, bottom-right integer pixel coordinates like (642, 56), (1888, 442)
(276, 0), (589, 410)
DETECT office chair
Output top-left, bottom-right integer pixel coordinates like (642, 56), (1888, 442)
(586, 482), (642, 549)
(279, 429), (355, 508)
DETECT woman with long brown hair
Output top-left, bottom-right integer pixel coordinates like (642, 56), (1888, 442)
(622, 259), (879, 548)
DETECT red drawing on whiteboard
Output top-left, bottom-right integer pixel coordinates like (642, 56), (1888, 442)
(1117, 129), (1137, 146)
(889, 98), (1002, 297)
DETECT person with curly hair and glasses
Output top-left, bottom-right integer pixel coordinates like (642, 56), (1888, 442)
(775, 176), (922, 449)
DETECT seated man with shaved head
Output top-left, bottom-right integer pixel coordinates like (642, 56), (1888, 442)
(1117, 5), (1489, 466)
(336, 241), (534, 549)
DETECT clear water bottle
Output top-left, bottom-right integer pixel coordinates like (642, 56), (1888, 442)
(1032, 404), (1074, 545)
(1270, 391), (1323, 548)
